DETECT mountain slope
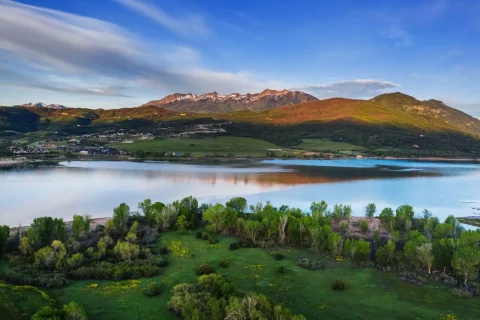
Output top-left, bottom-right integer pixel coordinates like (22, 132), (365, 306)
(142, 89), (318, 113)
(19, 102), (68, 109)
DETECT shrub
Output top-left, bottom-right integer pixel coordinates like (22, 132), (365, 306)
(2, 266), (68, 287)
(332, 279), (347, 290)
(208, 236), (218, 244)
(145, 282), (162, 296)
(63, 301), (87, 320)
(32, 306), (63, 320)
(219, 259), (230, 268)
(195, 231), (202, 239)
(159, 246), (169, 255)
(274, 253), (285, 261)
(196, 263), (214, 275)
(229, 242), (240, 251)
(449, 288), (473, 298)
(360, 220), (369, 234)
(277, 265), (286, 274)
(201, 232), (209, 240)
(296, 258), (324, 270)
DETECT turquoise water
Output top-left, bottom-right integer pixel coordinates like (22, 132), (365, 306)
(0, 159), (479, 226)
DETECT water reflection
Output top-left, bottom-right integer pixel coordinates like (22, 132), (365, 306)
(0, 160), (479, 226)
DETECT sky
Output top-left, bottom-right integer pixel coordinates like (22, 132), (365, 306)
(0, 0), (479, 117)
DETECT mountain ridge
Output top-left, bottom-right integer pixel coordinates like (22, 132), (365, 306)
(141, 89), (318, 113)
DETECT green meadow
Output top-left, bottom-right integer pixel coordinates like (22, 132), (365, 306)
(31, 232), (479, 320)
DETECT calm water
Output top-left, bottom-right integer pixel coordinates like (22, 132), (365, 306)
(1, 159), (479, 226)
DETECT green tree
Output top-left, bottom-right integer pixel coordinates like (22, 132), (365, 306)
(203, 204), (225, 234)
(365, 203), (376, 218)
(176, 215), (190, 234)
(83, 214), (91, 234)
(327, 232), (343, 257)
(157, 204), (179, 231)
(19, 236), (33, 256)
(416, 242), (434, 274)
(71, 215), (85, 240)
(433, 238), (456, 272)
(376, 240), (395, 270)
(310, 201), (328, 221)
(66, 253), (84, 270)
(114, 240), (140, 262)
(225, 197), (247, 214)
(433, 223), (454, 239)
(244, 220), (263, 243)
(379, 207), (394, 231)
(452, 245), (480, 286)
(0, 225), (10, 257)
(28, 217), (55, 249)
(278, 214), (289, 245)
(113, 203), (131, 235)
(373, 229), (381, 244)
(355, 239), (370, 264)
(52, 219), (66, 242)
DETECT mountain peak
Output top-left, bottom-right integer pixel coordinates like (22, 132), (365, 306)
(142, 89), (318, 113)
(20, 102), (68, 109)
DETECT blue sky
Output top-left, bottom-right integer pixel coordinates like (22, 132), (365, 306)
(0, 0), (479, 116)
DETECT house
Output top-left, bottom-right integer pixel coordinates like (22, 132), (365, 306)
(79, 150), (89, 155)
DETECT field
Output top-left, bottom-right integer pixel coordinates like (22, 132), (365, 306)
(109, 136), (291, 157)
(40, 232), (479, 320)
(295, 139), (366, 152)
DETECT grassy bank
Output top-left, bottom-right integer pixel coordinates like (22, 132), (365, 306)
(44, 232), (478, 320)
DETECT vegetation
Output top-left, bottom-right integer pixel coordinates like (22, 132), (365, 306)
(0, 196), (479, 319)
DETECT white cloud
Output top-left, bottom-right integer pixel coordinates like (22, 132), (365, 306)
(296, 79), (400, 99)
(114, 0), (210, 37)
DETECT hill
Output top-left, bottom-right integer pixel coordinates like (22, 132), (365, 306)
(141, 89), (318, 113)
(1, 92), (480, 155)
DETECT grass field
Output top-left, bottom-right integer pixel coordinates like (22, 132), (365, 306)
(42, 232), (479, 320)
(109, 136), (289, 157)
(296, 139), (366, 152)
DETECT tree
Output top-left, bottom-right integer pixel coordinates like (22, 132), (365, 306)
(138, 199), (154, 227)
(355, 239), (370, 264)
(396, 205), (414, 220)
(424, 218), (433, 240)
(34, 240), (67, 270)
(244, 220), (262, 243)
(63, 301), (87, 320)
(114, 240), (140, 262)
(278, 214), (289, 245)
(157, 204), (179, 231)
(365, 203), (376, 219)
(416, 242), (434, 274)
(71, 215), (85, 240)
(203, 204), (225, 234)
(52, 219), (66, 242)
(433, 223), (454, 239)
(28, 217), (55, 249)
(226, 197), (247, 214)
(19, 236), (33, 256)
(113, 203), (131, 235)
(379, 207), (394, 231)
(451, 245), (480, 286)
(327, 232), (343, 257)
(66, 253), (84, 270)
(0, 225), (10, 257)
(175, 215), (189, 234)
(308, 226), (322, 253)
(177, 196), (199, 228)
(83, 214), (91, 234)
(376, 240), (395, 270)
(126, 221), (139, 243)
(310, 201), (328, 221)
(433, 238), (455, 272)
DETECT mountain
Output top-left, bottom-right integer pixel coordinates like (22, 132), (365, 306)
(2, 92), (480, 154)
(141, 89), (318, 113)
(20, 102), (68, 109)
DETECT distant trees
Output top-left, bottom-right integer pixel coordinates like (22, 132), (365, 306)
(0, 225), (10, 257)
(452, 244), (480, 286)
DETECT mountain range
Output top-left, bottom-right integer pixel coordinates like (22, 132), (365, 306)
(141, 89), (318, 113)
(20, 102), (68, 109)
(2, 90), (480, 154)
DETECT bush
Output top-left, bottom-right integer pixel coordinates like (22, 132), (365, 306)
(449, 288), (473, 298)
(296, 258), (324, 270)
(277, 266), (286, 274)
(63, 301), (87, 320)
(201, 232), (209, 240)
(398, 271), (427, 286)
(196, 263), (214, 276)
(32, 306), (63, 320)
(145, 282), (162, 296)
(229, 242), (240, 251)
(332, 279), (347, 290)
(2, 266), (68, 288)
(195, 231), (203, 239)
(208, 236), (218, 244)
(360, 220), (369, 234)
(159, 246), (169, 255)
(274, 253), (285, 261)
(219, 259), (230, 268)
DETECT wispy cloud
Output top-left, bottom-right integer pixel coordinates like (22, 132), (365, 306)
(114, 0), (210, 37)
(296, 80), (400, 99)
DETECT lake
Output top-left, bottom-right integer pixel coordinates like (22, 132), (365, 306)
(1, 159), (479, 226)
